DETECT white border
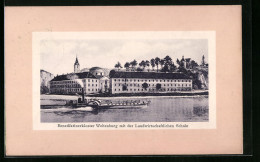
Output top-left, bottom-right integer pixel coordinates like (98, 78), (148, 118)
(33, 31), (216, 130)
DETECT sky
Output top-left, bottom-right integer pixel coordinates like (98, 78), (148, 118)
(40, 39), (208, 75)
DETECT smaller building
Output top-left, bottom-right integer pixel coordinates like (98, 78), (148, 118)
(49, 72), (110, 95)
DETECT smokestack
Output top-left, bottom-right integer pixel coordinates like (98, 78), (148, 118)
(82, 88), (85, 102)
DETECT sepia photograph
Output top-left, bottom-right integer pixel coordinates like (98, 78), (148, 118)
(33, 32), (215, 128)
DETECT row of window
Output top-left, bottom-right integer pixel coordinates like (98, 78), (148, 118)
(51, 83), (100, 88)
(114, 87), (192, 92)
(114, 83), (192, 87)
(51, 88), (82, 92)
(51, 84), (82, 88)
(113, 79), (191, 82)
(51, 88), (100, 92)
(51, 79), (98, 84)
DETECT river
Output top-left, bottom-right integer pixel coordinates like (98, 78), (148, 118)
(41, 96), (208, 122)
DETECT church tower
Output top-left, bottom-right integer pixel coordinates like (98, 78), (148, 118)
(74, 56), (80, 73)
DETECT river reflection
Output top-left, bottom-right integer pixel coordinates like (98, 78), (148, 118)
(41, 96), (208, 122)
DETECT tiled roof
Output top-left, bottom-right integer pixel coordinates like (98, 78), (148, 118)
(109, 71), (191, 79)
(51, 72), (96, 81)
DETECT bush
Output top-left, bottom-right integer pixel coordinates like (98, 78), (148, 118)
(142, 82), (149, 90)
(156, 83), (161, 90)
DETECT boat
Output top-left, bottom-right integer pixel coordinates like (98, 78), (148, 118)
(67, 88), (151, 109)
(98, 101), (150, 109)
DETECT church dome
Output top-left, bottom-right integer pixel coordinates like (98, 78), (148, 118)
(89, 67), (102, 71)
(89, 67), (105, 77)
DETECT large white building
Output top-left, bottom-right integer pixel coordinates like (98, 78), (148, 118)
(109, 71), (192, 94)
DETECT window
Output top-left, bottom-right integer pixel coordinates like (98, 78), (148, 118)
(115, 89), (116, 91)
(96, 80), (97, 82)
(149, 80), (150, 82)
(134, 79), (136, 82)
(118, 79), (120, 81)
(119, 84), (121, 86)
(130, 84), (132, 86)
(138, 80), (139, 82)
(130, 89), (132, 91)
(114, 79), (116, 81)
(96, 84), (97, 86)
(115, 84), (116, 86)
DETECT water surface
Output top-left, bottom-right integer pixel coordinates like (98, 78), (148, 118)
(41, 96), (208, 122)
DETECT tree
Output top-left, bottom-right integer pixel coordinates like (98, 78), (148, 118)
(156, 83), (161, 90)
(122, 84), (127, 91)
(145, 60), (150, 71)
(124, 62), (130, 71)
(193, 79), (202, 89)
(114, 62), (122, 71)
(150, 58), (155, 71)
(161, 65), (170, 72)
(139, 60), (146, 70)
(178, 66), (188, 74)
(109, 70), (116, 78)
(136, 67), (143, 72)
(142, 82), (149, 90)
(160, 59), (165, 69)
(130, 60), (138, 70)
(170, 63), (176, 72)
(176, 59), (180, 66)
(164, 55), (172, 65)
(155, 57), (160, 72)
(190, 60), (199, 69)
(202, 55), (205, 66)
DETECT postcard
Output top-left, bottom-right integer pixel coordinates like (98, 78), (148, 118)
(5, 6), (242, 155)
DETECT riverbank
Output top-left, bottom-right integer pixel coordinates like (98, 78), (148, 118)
(41, 90), (208, 100)
(89, 91), (208, 97)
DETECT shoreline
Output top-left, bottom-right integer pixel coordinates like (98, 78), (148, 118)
(41, 91), (208, 100)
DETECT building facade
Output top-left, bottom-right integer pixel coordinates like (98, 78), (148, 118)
(109, 71), (192, 94)
(49, 58), (110, 94)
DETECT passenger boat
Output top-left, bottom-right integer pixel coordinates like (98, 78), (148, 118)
(97, 101), (150, 109)
(68, 88), (151, 109)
